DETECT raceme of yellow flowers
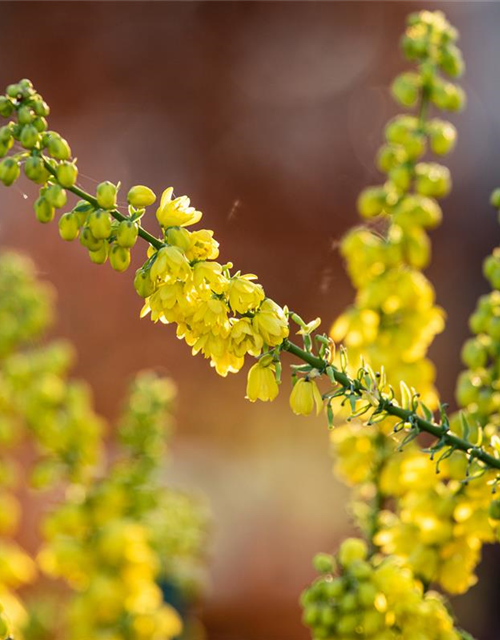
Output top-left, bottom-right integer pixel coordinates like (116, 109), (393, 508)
(0, 253), (208, 640)
(0, 9), (499, 640)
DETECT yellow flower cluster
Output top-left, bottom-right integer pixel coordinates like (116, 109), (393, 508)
(301, 538), (461, 640)
(140, 189), (289, 376)
(327, 10), (497, 600)
(331, 9), (464, 408)
(0, 253), (208, 640)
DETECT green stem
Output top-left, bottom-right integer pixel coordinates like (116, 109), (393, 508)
(39, 155), (500, 474)
(282, 340), (500, 471)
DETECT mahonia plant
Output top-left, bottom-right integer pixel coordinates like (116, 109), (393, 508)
(0, 9), (499, 640)
(0, 252), (208, 640)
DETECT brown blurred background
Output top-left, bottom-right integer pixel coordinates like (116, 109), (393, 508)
(1, 2), (500, 638)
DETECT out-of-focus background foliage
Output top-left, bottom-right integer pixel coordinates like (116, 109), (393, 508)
(1, 2), (500, 639)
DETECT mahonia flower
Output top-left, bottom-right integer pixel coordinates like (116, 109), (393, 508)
(246, 356), (279, 402)
(289, 378), (323, 416)
(156, 187), (202, 228)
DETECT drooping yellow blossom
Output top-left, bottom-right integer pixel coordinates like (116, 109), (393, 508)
(246, 356), (279, 402)
(289, 378), (323, 416)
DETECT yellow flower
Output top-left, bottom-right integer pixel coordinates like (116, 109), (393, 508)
(230, 317), (263, 357)
(228, 275), (265, 314)
(156, 187), (202, 228)
(252, 299), (289, 346)
(289, 378), (323, 416)
(246, 358), (279, 402)
(150, 246), (191, 284)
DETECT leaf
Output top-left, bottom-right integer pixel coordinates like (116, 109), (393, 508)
(460, 411), (470, 441)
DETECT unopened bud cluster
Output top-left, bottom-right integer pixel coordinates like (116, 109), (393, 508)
(301, 539), (460, 639)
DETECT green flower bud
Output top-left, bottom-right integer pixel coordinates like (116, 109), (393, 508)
(432, 81), (466, 112)
(44, 184), (67, 209)
(47, 134), (71, 160)
(357, 187), (387, 218)
(33, 99), (50, 117)
(0, 141), (12, 158)
(488, 316), (500, 341)
(6, 84), (21, 99)
(389, 164), (412, 192)
(24, 156), (50, 184)
(489, 498), (500, 520)
(338, 538), (367, 568)
(391, 72), (421, 107)
(127, 185), (156, 208)
(80, 227), (103, 252)
(312, 553), (335, 574)
(34, 196), (55, 223)
(116, 220), (138, 248)
(134, 269), (155, 298)
(72, 200), (94, 226)
(0, 157), (20, 186)
(18, 79), (34, 97)
(415, 163), (451, 198)
(428, 119), (457, 155)
(96, 181), (118, 209)
(20, 124), (40, 149)
(456, 371), (480, 407)
(0, 126), (12, 144)
(109, 245), (131, 272)
(0, 97), (14, 118)
(88, 210), (112, 239)
(376, 144), (408, 173)
(490, 189), (500, 210)
(461, 337), (488, 370)
(324, 577), (344, 599)
(89, 242), (109, 265)
(439, 44), (465, 77)
(33, 116), (48, 133)
(56, 161), (78, 188)
(402, 34), (428, 61)
(58, 212), (80, 241)
(18, 105), (34, 125)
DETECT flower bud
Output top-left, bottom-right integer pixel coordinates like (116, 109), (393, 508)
(357, 187), (387, 218)
(6, 83), (21, 98)
(0, 142), (12, 158)
(312, 553), (335, 574)
(109, 245), (131, 272)
(20, 124), (40, 149)
(116, 220), (138, 248)
(490, 189), (500, 210)
(33, 99), (50, 117)
(24, 156), (49, 184)
(79, 227), (103, 252)
(88, 210), (112, 239)
(439, 44), (464, 77)
(338, 538), (368, 568)
(391, 72), (420, 107)
(389, 164), (412, 192)
(415, 163), (451, 198)
(428, 119), (457, 155)
(127, 185), (156, 208)
(96, 181), (118, 209)
(72, 200), (94, 226)
(44, 184), (67, 209)
(17, 105), (33, 124)
(0, 97), (14, 117)
(0, 157), (20, 186)
(34, 196), (55, 223)
(33, 116), (48, 133)
(89, 242), (109, 265)
(0, 126), (12, 145)
(461, 337), (488, 370)
(47, 134), (71, 160)
(432, 81), (466, 112)
(58, 212), (80, 241)
(134, 268), (155, 298)
(56, 161), (78, 188)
